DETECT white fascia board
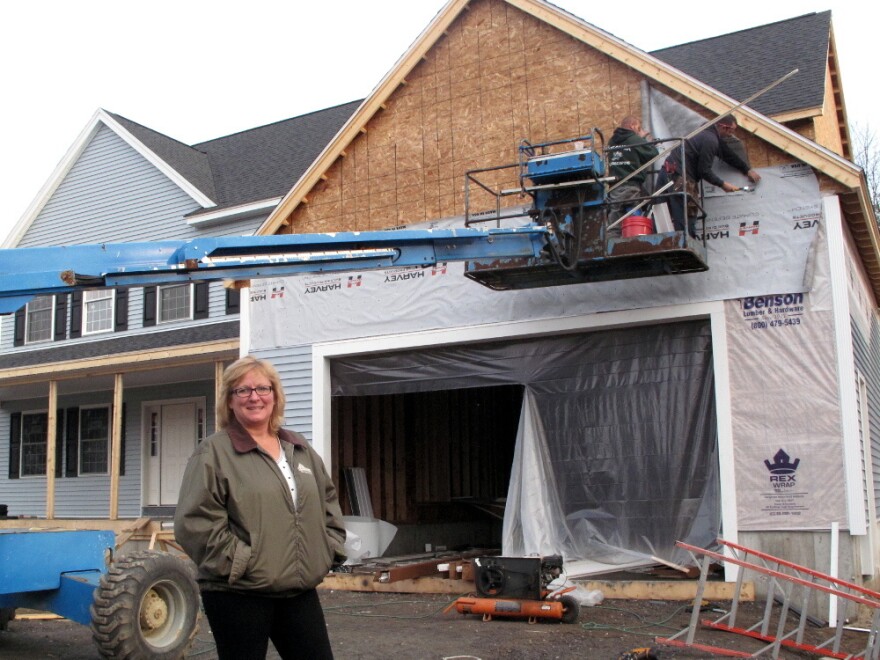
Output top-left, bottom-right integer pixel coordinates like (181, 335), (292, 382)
(186, 198), (281, 228)
(98, 111), (215, 209)
(825, 194), (868, 535)
(2, 110), (216, 248)
(710, 305), (740, 581)
(239, 286), (251, 360)
(3, 109), (107, 247)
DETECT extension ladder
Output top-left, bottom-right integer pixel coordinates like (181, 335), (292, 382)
(657, 538), (880, 658)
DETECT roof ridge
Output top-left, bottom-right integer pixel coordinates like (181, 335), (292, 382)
(651, 10), (830, 53)
(193, 99), (363, 148)
(105, 111), (204, 154)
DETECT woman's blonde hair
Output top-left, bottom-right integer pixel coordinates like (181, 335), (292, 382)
(217, 355), (286, 435)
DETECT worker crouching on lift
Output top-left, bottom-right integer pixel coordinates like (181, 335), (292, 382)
(655, 114), (761, 238)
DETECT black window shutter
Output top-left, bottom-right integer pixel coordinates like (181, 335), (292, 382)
(8, 412), (21, 479)
(194, 282), (209, 319)
(65, 407), (79, 478)
(55, 409), (64, 478)
(119, 403), (126, 477)
(13, 308), (25, 346)
(143, 286), (157, 327)
(225, 287), (241, 315)
(69, 291), (83, 339)
(54, 295), (68, 341)
(114, 289), (128, 332)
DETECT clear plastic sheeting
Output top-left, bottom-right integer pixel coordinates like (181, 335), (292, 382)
(331, 321), (720, 565)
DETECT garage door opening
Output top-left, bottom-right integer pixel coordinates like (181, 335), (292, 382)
(329, 320), (720, 565)
(331, 384), (524, 554)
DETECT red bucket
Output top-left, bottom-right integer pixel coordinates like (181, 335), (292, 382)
(621, 214), (653, 237)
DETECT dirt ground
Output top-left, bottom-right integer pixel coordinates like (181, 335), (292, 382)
(0, 590), (874, 659)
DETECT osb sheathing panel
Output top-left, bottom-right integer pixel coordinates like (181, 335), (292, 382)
(281, 0), (645, 234)
(812, 64), (845, 156)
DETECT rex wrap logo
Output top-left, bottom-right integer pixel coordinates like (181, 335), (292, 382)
(764, 449), (800, 488)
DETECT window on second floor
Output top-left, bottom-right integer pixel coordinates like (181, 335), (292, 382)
(159, 284), (192, 323)
(143, 283), (209, 327)
(25, 296), (54, 344)
(83, 289), (115, 335)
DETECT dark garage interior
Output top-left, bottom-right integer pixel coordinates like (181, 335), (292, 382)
(331, 385), (524, 554)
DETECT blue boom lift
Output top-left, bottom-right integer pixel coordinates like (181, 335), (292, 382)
(0, 134), (708, 657)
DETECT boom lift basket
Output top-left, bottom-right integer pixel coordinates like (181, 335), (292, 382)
(463, 134), (709, 290)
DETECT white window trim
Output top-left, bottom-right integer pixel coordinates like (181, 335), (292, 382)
(25, 295), (55, 344)
(157, 283), (194, 324)
(78, 404), (111, 476)
(82, 289), (116, 336)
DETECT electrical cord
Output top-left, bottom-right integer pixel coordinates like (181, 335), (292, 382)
(579, 603), (690, 637)
(323, 598), (456, 620)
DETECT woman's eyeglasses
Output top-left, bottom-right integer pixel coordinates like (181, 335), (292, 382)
(231, 385), (273, 398)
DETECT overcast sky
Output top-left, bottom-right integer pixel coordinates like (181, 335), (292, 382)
(1, 0), (876, 245)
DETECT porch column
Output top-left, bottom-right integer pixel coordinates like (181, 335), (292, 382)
(46, 380), (58, 519)
(109, 373), (123, 520)
(215, 360), (225, 431)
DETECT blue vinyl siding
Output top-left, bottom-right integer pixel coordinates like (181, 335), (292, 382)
(852, 315), (880, 515)
(0, 380), (216, 518)
(0, 120), (247, 518)
(19, 126), (203, 246)
(253, 344), (313, 440)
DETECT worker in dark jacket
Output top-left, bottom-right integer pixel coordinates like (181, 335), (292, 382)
(175, 355), (346, 660)
(656, 114), (761, 236)
(606, 115), (659, 236)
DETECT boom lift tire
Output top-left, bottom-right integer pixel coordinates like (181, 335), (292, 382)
(90, 550), (200, 659)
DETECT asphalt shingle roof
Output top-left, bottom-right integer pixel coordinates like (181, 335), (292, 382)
(108, 112), (217, 201)
(108, 13), (833, 213)
(111, 100), (362, 211)
(0, 321), (238, 369)
(191, 100), (361, 210)
(651, 11), (831, 117)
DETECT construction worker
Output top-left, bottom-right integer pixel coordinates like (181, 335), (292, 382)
(606, 116), (659, 237)
(655, 114), (761, 237)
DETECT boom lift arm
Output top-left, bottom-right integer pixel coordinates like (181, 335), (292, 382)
(0, 226), (550, 314)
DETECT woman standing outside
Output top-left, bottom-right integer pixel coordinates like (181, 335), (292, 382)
(175, 355), (346, 659)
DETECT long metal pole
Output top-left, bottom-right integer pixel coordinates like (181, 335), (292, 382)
(608, 68), (799, 193)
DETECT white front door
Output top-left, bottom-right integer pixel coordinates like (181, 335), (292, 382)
(144, 400), (203, 506)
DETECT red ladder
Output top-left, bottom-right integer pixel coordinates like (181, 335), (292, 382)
(657, 538), (880, 658)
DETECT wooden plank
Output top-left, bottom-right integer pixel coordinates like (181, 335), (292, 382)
(214, 360), (225, 431)
(0, 339), (239, 385)
(368, 397), (382, 519)
(650, 555), (700, 579)
(46, 381), (57, 519)
(320, 575), (753, 601)
(380, 396), (395, 521)
(394, 395), (408, 522)
(115, 517), (152, 547)
(577, 580), (755, 602)
(374, 559), (451, 583)
(320, 574), (474, 594)
(108, 373), (123, 520)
